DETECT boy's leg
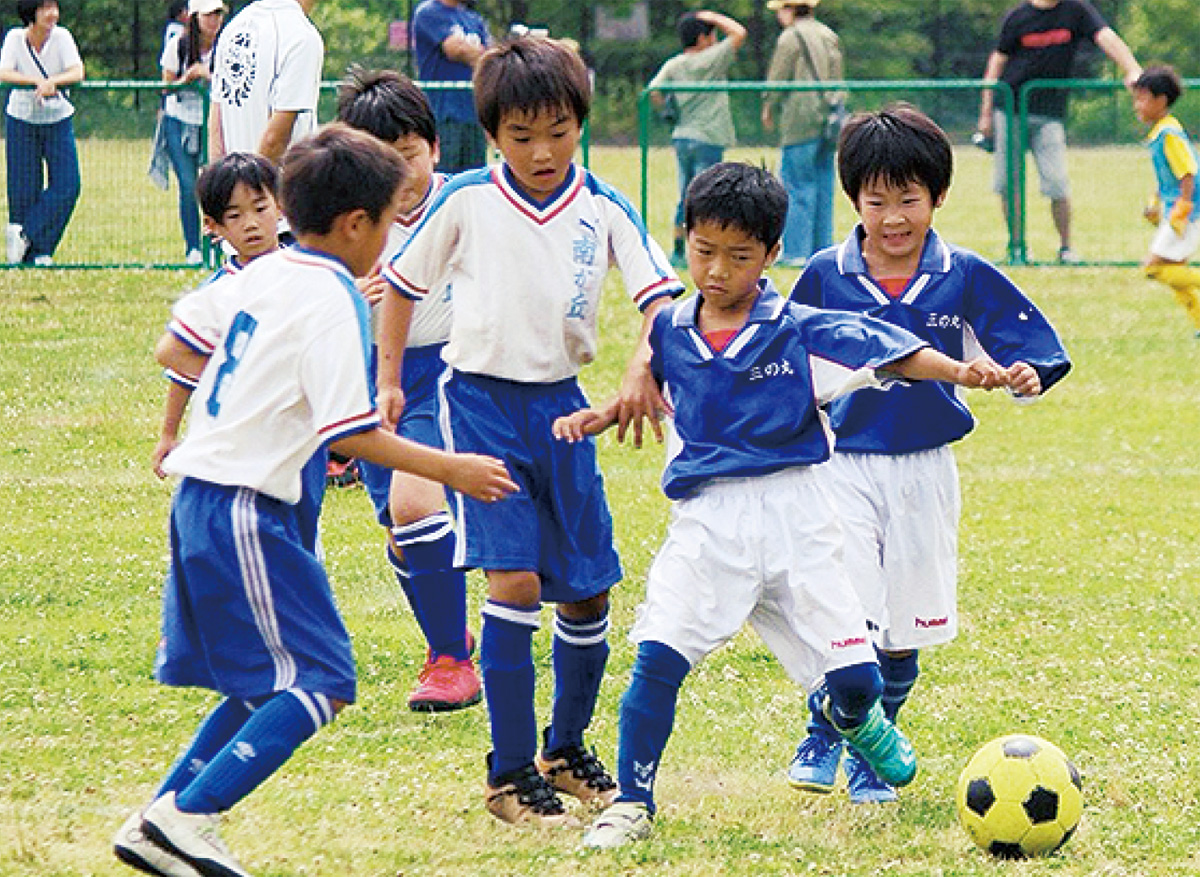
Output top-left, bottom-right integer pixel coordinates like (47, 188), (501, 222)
(824, 662), (916, 790)
(582, 640), (689, 849)
(113, 698), (254, 877)
(480, 574), (576, 827)
(537, 593), (617, 807)
(1146, 262), (1200, 331)
(141, 690), (339, 877)
(786, 683), (845, 793)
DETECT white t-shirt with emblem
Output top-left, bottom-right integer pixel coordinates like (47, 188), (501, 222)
(210, 0), (323, 155)
(384, 164), (683, 383)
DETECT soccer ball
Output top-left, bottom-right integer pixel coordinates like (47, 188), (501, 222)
(955, 734), (1083, 859)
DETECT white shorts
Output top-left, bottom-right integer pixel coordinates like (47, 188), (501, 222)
(629, 467), (875, 692)
(992, 112), (1070, 201)
(1149, 218), (1200, 263)
(820, 447), (960, 651)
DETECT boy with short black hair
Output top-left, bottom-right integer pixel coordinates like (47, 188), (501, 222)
(151, 152), (284, 478)
(788, 104), (1070, 804)
(113, 125), (515, 877)
(1133, 65), (1200, 335)
(336, 66), (482, 712)
(558, 161), (1009, 848)
(381, 36), (684, 827)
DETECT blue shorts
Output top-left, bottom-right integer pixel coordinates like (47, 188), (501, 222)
(359, 344), (449, 525)
(440, 370), (622, 603)
(155, 478), (357, 703)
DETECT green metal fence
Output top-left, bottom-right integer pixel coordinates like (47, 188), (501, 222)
(640, 78), (1200, 267)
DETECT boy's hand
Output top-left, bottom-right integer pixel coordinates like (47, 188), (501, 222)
(357, 272), (391, 307)
(1169, 199), (1193, 236)
(617, 359), (670, 447)
(151, 436), (179, 479)
(446, 454), (518, 504)
(1005, 361), (1042, 397)
(960, 356), (1006, 389)
(377, 385), (405, 433)
(1144, 198), (1163, 226)
(553, 400), (619, 443)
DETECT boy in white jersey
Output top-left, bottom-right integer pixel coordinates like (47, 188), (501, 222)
(113, 125), (515, 877)
(382, 37), (685, 827)
(336, 67), (481, 712)
(151, 152), (284, 479)
(554, 163), (1009, 847)
(788, 105), (1069, 804)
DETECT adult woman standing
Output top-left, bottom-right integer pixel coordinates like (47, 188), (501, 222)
(160, 0), (225, 264)
(0, 0), (83, 265)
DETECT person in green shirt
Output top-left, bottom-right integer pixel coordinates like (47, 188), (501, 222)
(648, 9), (746, 268)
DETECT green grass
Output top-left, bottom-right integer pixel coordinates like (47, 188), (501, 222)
(3, 150), (1200, 875)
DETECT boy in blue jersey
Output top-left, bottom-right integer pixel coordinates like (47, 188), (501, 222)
(381, 37), (685, 827)
(555, 162), (1010, 848)
(113, 126), (516, 877)
(1133, 66), (1200, 335)
(336, 67), (483, 713)
(787, 104), (1070, 804)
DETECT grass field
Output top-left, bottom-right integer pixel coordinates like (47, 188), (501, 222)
(4, 146), (1200, 876)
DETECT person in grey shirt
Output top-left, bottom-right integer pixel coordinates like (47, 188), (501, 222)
(648, 9), (746, 267)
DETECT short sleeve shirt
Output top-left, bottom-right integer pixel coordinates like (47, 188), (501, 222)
(647, 38), (737, 147)
(0, 26), (81, 124)
(996, 0), (1106, 119)
(210, 0), (323, 154)
(160, 34), (214, 126)
(412, 0), (489, 124)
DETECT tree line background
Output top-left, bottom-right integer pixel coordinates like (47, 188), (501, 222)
(12, 0), (1200, 142)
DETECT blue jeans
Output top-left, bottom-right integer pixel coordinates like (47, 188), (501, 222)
(780, 137), (835, 261)
(672, 139), (725, 228)
(163, 115), (202, 254)
(5, 114), (80, 260)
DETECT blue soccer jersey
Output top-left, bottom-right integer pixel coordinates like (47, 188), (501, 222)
(650, 281), (928, 500)
(791, 229), (1071, 454)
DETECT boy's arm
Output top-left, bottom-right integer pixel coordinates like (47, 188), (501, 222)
(698, 10), (747, 49)
(154, 331), (208, 381)
(883, 347), (1006, 389)
(977, 50), (1009, 138)
(1093, 27), (1142, 90)
(153, 380), (194, 479)
(1169, 173), (1195, 236)
(617, 296), (673, 448)
(331, 428), (516, 503)
(376, 289), (415, 431)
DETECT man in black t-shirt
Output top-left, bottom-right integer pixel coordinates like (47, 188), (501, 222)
(977, 0), (1140, 262)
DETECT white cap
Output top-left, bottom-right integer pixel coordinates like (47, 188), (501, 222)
(188, 0), (227, 15)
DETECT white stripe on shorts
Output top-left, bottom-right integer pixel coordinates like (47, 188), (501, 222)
(232, 488), (297, 691)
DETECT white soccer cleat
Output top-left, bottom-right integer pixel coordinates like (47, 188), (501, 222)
(141, 792), (253, 877)
(113, 806), (203, 877)
(582, 801), (654, 849)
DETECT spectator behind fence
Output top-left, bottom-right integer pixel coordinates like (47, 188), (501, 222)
(648, 10), (746, 270)
(762, 0), (843, 268)
(412, 0), (490, 173)
(156, 0), (227, 265)
(0, 0), (83, 266)
(208, 0), (323, 165)
(977, 0), (1140, 264)
(162, 0), (188, 51)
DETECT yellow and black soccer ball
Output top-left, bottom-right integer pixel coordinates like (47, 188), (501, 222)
(955, 734), (1083, 859)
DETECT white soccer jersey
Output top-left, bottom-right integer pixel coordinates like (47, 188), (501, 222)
(210, 0), (323, 155)
(380, 173), (452, 349)
(164, 248), (379, 504)
(384, 164), (683, 383)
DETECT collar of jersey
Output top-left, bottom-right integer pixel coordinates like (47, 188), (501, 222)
(396, 173), (446, 229)
(673, 278), (785, 330)
(836, 225), (950, 278)
(283, 245), (355, 281)
(495, 163), (583, 224)
(1146, 115), (1183, 144)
